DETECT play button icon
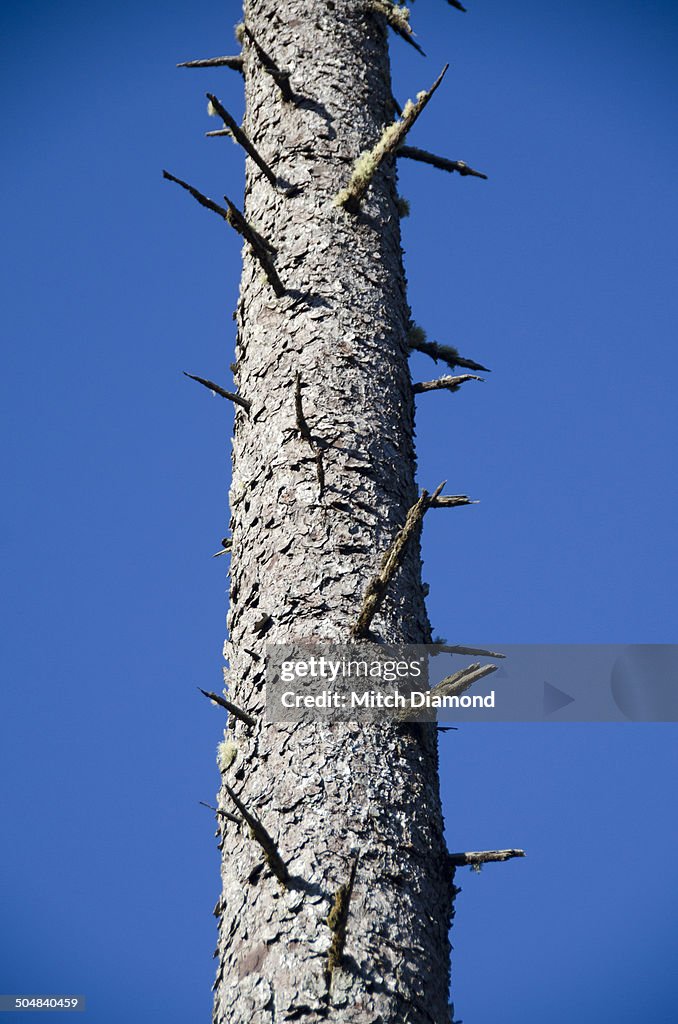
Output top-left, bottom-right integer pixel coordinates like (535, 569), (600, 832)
(543, 681), (575, 715)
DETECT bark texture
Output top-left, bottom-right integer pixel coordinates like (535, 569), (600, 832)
(210, 2), (453, 1021)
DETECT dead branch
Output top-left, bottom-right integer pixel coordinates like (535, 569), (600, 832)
(429, 494), (476, 508)
(326, 854), (360, 982)
(433, 645), (506, 659)
(398, 145), (486, 179)
(223, 194), (286, 297)
(408, 335), (490, 374)
(177, 55), (244, 72)
(368, 1), (425, 56)
(335, 65), (448, 214)
(352, 483), (445, 639)
(449, 849), (525, 869)
(183, 372), (251, 412)
(212, 537), (232, 558)
(198, 687), (256, 728)
(199, 800), (240, 825)
(243, 26), (294, 102)
(206, 93), (277, 185)
(295, 372), (325, 497)
(393, 662), (497, 723)
(163, 169), (231, 220)
(413, 374), (484, 394)
(430, 662), (498, 700)
(223, 784), (290, 887)
(163, 172), (284, 296)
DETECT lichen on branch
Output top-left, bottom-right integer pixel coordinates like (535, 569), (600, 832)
(334, 64), (448, 214)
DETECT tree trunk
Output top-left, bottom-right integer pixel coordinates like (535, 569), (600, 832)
(208, 2), (453, 1021)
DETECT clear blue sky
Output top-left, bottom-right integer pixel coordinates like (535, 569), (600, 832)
(1, 1), (676, 1021)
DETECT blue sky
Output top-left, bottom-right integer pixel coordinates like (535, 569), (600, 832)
(1, 1), (677, 1021)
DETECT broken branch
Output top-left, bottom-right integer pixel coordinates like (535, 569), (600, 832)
(433, 645), (506, 659)
(429, 494), (476, 508)
(183, 371), (251, 412)
(223, 784), (290, 887)
(198, 687), (256, 728)
(212, 537), (232, 558)
(335, 65), (448, 214)
(206, 93), (277, 185)
(177, 55), (244, 72)
(352, 483), (445, 639)
(398, 145), (487, 179)
(449, 849), (525, 868)
(413, 374), (484, 394)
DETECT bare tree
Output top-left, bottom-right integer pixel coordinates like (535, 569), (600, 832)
(166, 2), (517, 1022)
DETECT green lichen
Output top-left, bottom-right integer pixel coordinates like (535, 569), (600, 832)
(371, 0), (412, 36)
(217, 735), (238, 772)
(234, 22), (246, 44)
(334, 67), (447, 213)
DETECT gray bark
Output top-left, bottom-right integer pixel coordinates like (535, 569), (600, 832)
(208, 2), (453, 1021)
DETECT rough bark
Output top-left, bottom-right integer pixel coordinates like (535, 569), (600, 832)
(206, 2), (452, 1022)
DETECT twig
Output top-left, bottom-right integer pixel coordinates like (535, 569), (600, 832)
(295, 373), (325, 497)
(413, 374), (484, 394)
(398, 145), (487, 179)
(335, 65), (448, 214)
(177, 55), (244, 72)
(223, 194), (286, 297)
(243, 26), (294, 102)
(449, 849), (525, 869)
(223, 784), (290, 887)
(198, 687), (256, 728)
(199, 800), (240, 825)
(408, 335), (490, 374)
(326, 854), (360, 984)
(352, 483), (445, 639)
(183, 371), (251, 412)
(446, 0), (468, 12)
(206, 93), (277, 185)
(368, 1), (425, 56)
